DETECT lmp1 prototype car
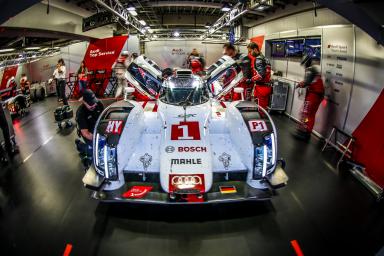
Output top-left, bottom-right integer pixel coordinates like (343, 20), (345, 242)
(82, 55), (288, 203)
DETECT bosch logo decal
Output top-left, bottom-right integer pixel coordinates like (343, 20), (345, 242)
(171, 158), (202, 165)
(165, 146), (175, 153)
(171, 175), (203, 186)
(178, 147), (207, 152)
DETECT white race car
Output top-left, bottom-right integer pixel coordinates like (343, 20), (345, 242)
(82, 55), (288, 203)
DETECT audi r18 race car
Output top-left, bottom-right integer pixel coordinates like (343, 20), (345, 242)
(82, 55), (288, 203)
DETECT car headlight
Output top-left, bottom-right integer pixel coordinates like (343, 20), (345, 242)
(94, 133), (118, 180)
(253, 134), (276, 179)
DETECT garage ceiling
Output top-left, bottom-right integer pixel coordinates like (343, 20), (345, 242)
(73, 0), (303, 30)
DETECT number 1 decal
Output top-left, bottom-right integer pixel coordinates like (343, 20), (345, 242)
(248, 120), (268, 132)
(171, 121), (201, 140)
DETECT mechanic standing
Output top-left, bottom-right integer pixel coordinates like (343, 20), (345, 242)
(112, 51), (130, 98)
(247, 42), (272, 110)
(0, 103), (18, 164)
(75, 89), (104, 155)
(53, 59), (68, 105)
(294, 55), (325, 140)
(187, 48), (206, 75)
(222, 43), (253, 100)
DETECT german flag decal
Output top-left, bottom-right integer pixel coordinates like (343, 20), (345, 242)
(219, 185), (237, 194)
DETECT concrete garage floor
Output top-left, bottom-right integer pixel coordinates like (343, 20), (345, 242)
(0, 97), (383, 256)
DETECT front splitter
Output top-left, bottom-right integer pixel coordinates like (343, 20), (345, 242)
(89, 181), (273, 204)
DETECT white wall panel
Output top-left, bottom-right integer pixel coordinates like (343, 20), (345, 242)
(145, 41), (223, 69)
(3, 3), (113, 39)
(344, 27), (384, 133)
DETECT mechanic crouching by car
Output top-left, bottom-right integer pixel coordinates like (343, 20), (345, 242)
(247, 42), (272, 110)
(294, 54), (325, 140)
(75, 90), (104, 164)
(222, 43), (253, 100)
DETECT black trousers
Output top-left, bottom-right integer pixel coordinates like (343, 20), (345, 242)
(58, 79), (68, 105)
(55, 79), (61, 100)
(0, 107), (12, 156)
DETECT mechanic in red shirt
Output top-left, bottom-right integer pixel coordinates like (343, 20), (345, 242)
(294, 54), (325, 140)
(187, 48), (205, 74)
(222, 43), (253, 100)
(247, 42), (272, 110)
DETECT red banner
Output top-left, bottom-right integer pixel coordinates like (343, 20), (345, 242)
(250, 35), (265, 51)
(0, 65), (18, 90)
(352, 89), (384, 188)
(79, 35), (128, 97)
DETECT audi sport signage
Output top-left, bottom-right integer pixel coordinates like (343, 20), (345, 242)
(169, 174), (205, 193)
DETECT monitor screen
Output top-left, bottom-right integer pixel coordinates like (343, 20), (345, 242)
(271, 41), (286, 58)
(286, 39), (304, 57)
(304, 38), (321, 60)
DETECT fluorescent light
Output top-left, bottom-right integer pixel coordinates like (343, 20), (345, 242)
(221, 3), (231, 12)
(0, 48), (15, 53)
(139, 20), (146, 26)
(153, 35), (158, 38)
(39, 47), (49, 52)
(173, 31), (180, 37)
(24, 46), (41, 50)
(127, 4), (135, 11)
(129, 10), (137, 16)
(256, 5), (267, 11)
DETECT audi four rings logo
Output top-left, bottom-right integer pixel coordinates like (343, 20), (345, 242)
(171, 175), (203, 186)
(165, 146), (175, 153)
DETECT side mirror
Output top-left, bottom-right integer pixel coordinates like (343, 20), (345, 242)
(125, 87), (135, 94)
(124, 87), (135, 101)
(233, 87), (244, 94)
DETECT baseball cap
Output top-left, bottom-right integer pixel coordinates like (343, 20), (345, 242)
(82, 89), (98, 105)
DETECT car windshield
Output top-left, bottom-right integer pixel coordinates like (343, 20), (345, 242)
(159, 77), (210, 106)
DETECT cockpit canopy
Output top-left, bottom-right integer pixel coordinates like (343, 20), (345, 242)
(159, 71), (210, 106)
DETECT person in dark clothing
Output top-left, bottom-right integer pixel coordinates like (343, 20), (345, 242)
(0, 104), (18, 164)
(76, 89), (104, 145)
(247, 42), (272, 110)
(75, 90), (104, 163)
(294, 54), (325, 140)
(222, 43), (252, 100)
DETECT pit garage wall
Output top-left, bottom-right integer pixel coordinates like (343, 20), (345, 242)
(248, 9), (384, 187)
(144, 41), (225, 69)
(0, 34), (139, 86)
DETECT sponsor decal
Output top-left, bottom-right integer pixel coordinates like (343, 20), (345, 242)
(105, 120), (123, 134)
(219, 185), (237, 194)
(171, 158), (202, 165)
(169, 174), (205, 193)
(140, 153), (152, 171)
(218, 152), (231, 170)
(171, 48), (186, 55)
(248, 120), (268, 132)
(171, 121), (201, 140)
(122, 186), (153, 199)
(178, 146), (207, 153)
(176, 113), (197, 118)
(89, 48), (115, 58)
(165, 146), (175, 153)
